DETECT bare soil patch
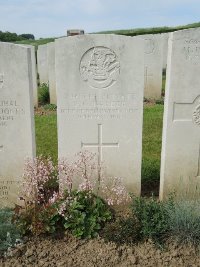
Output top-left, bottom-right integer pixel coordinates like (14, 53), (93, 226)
(1, 235), (199, 267)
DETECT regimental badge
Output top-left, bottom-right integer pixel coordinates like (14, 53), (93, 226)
(80, 46), (120, 89)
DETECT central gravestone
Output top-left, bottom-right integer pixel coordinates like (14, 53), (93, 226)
(56, 34), (144, 194)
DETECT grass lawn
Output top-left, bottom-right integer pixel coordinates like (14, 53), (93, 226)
(35, 114), (58, 163)
(35, 104), (164, 194)
(142, 104), (164, 195)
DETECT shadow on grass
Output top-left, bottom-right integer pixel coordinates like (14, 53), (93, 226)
(141, 158), (160, 197)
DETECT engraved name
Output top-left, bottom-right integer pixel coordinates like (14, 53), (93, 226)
(183, 40), (200, 63)
(60, 93), (138, 120)
(0, 180), (20, 200)
(0, 100), (25, 127)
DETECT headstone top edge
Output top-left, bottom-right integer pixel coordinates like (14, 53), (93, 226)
(55, 33), (137, 43)
(0, 42), (31, 51)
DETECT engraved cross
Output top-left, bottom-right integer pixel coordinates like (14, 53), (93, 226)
(81, 124), (119, 168)
(173, 96), (200, 177)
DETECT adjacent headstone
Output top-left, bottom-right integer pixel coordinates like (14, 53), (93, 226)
(37, 44), (48, 84)
(67, 29), (84, 36)
(161, 33), (169, 70)
(0, 42), (36, 207)
(140, 34), (163, 100)
(24, 45), (38, 107)
(56, 34), (144, 194)
(160, 28), (200, 199)
(47, 42), (56, 104)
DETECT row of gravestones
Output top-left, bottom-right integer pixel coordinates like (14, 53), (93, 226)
(37, 33), (169, 104)
(0, 28), (200, 207)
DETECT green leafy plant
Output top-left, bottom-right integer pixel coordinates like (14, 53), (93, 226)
(58, 190), (112, 239)
(38, 83), (50, 105)
(13, 153), (114, 238)
(0, 208), (21, 256)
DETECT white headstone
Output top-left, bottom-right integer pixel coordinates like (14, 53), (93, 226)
(161, 33), (169, 70)
(47, 42), (56, 104)
(0, 42), (36, 207)
(160, 28), (200, 199)
(24, 45), (38, 107)
(37, 44), (48, 84)
(140, 34), (163, 100)
(56, 34), (144, 194)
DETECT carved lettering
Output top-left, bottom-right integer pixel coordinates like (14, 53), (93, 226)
(60, 93), (137, 120)
(0, 180), (20, 200)
(0, 100), (25, 127)
(183, 40), (200, 64)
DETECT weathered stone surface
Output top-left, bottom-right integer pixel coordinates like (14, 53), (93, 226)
(160, 28), (200, 199)
(47, 42), (56, 104)
(161, 33), (169, 70)
(0, 42), (36, 207)
(37, 44), (48, 84)
(140, 34), (163, 100)
(24, 45), (38, 107)
(56, 34), (144, 194)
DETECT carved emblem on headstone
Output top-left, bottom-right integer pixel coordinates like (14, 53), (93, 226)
(0, 74), (4, 89)
(193, 103), (200, 126)
(80, 46), (120, 89)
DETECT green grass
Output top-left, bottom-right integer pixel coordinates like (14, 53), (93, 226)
(15, 37), (57, 48)
(35, 104), (164, 185)
(13, 22), (200, 49)
(142, 105), (163, 190)
(97, 22), (200, 36)
(35, 114), (58, 163)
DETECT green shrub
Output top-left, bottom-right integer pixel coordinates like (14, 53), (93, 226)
(101, 216), (140, 245)
(43, 104), (57, 111)
(38, 83), (50, 105)
(58, 190), (112, 239)
(131, 196), (171, 243)
(0, 208), (21, 256)
(166, 200), (200, 247)
(102, 196), (173, 245)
